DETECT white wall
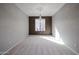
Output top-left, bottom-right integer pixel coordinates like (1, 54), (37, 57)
(0, 3), (28, 53)
(53, 3), (79, 53)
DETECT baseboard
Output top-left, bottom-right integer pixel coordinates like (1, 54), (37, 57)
(1, 36), (29, 55)
(65, 45), (79, 55)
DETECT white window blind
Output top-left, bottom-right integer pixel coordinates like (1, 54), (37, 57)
(35, 19), (45, 31)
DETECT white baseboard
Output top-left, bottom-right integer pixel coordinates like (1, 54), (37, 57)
(65, 45), (79, 55)
(1, 36), (29, 55)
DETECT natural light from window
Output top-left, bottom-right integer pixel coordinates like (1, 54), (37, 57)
(35, 19), (45, 31)
(39, 27), (64, 45)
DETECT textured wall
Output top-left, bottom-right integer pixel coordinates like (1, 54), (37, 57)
(53, 3), (79, 53)
(0, 3), (28, 53)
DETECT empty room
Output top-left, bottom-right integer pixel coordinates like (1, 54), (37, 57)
(0, 3), (79, 55)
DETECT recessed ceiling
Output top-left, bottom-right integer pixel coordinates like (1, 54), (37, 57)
(15, 3), (65, 16)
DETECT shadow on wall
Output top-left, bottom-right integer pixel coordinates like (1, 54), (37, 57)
(39, 27), (64, 45)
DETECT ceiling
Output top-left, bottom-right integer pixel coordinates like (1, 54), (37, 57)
(15, 3), (65, 16)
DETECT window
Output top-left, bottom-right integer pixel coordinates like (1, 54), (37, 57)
(29, 16), (52, 35)
(35, 19), (45, 31)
